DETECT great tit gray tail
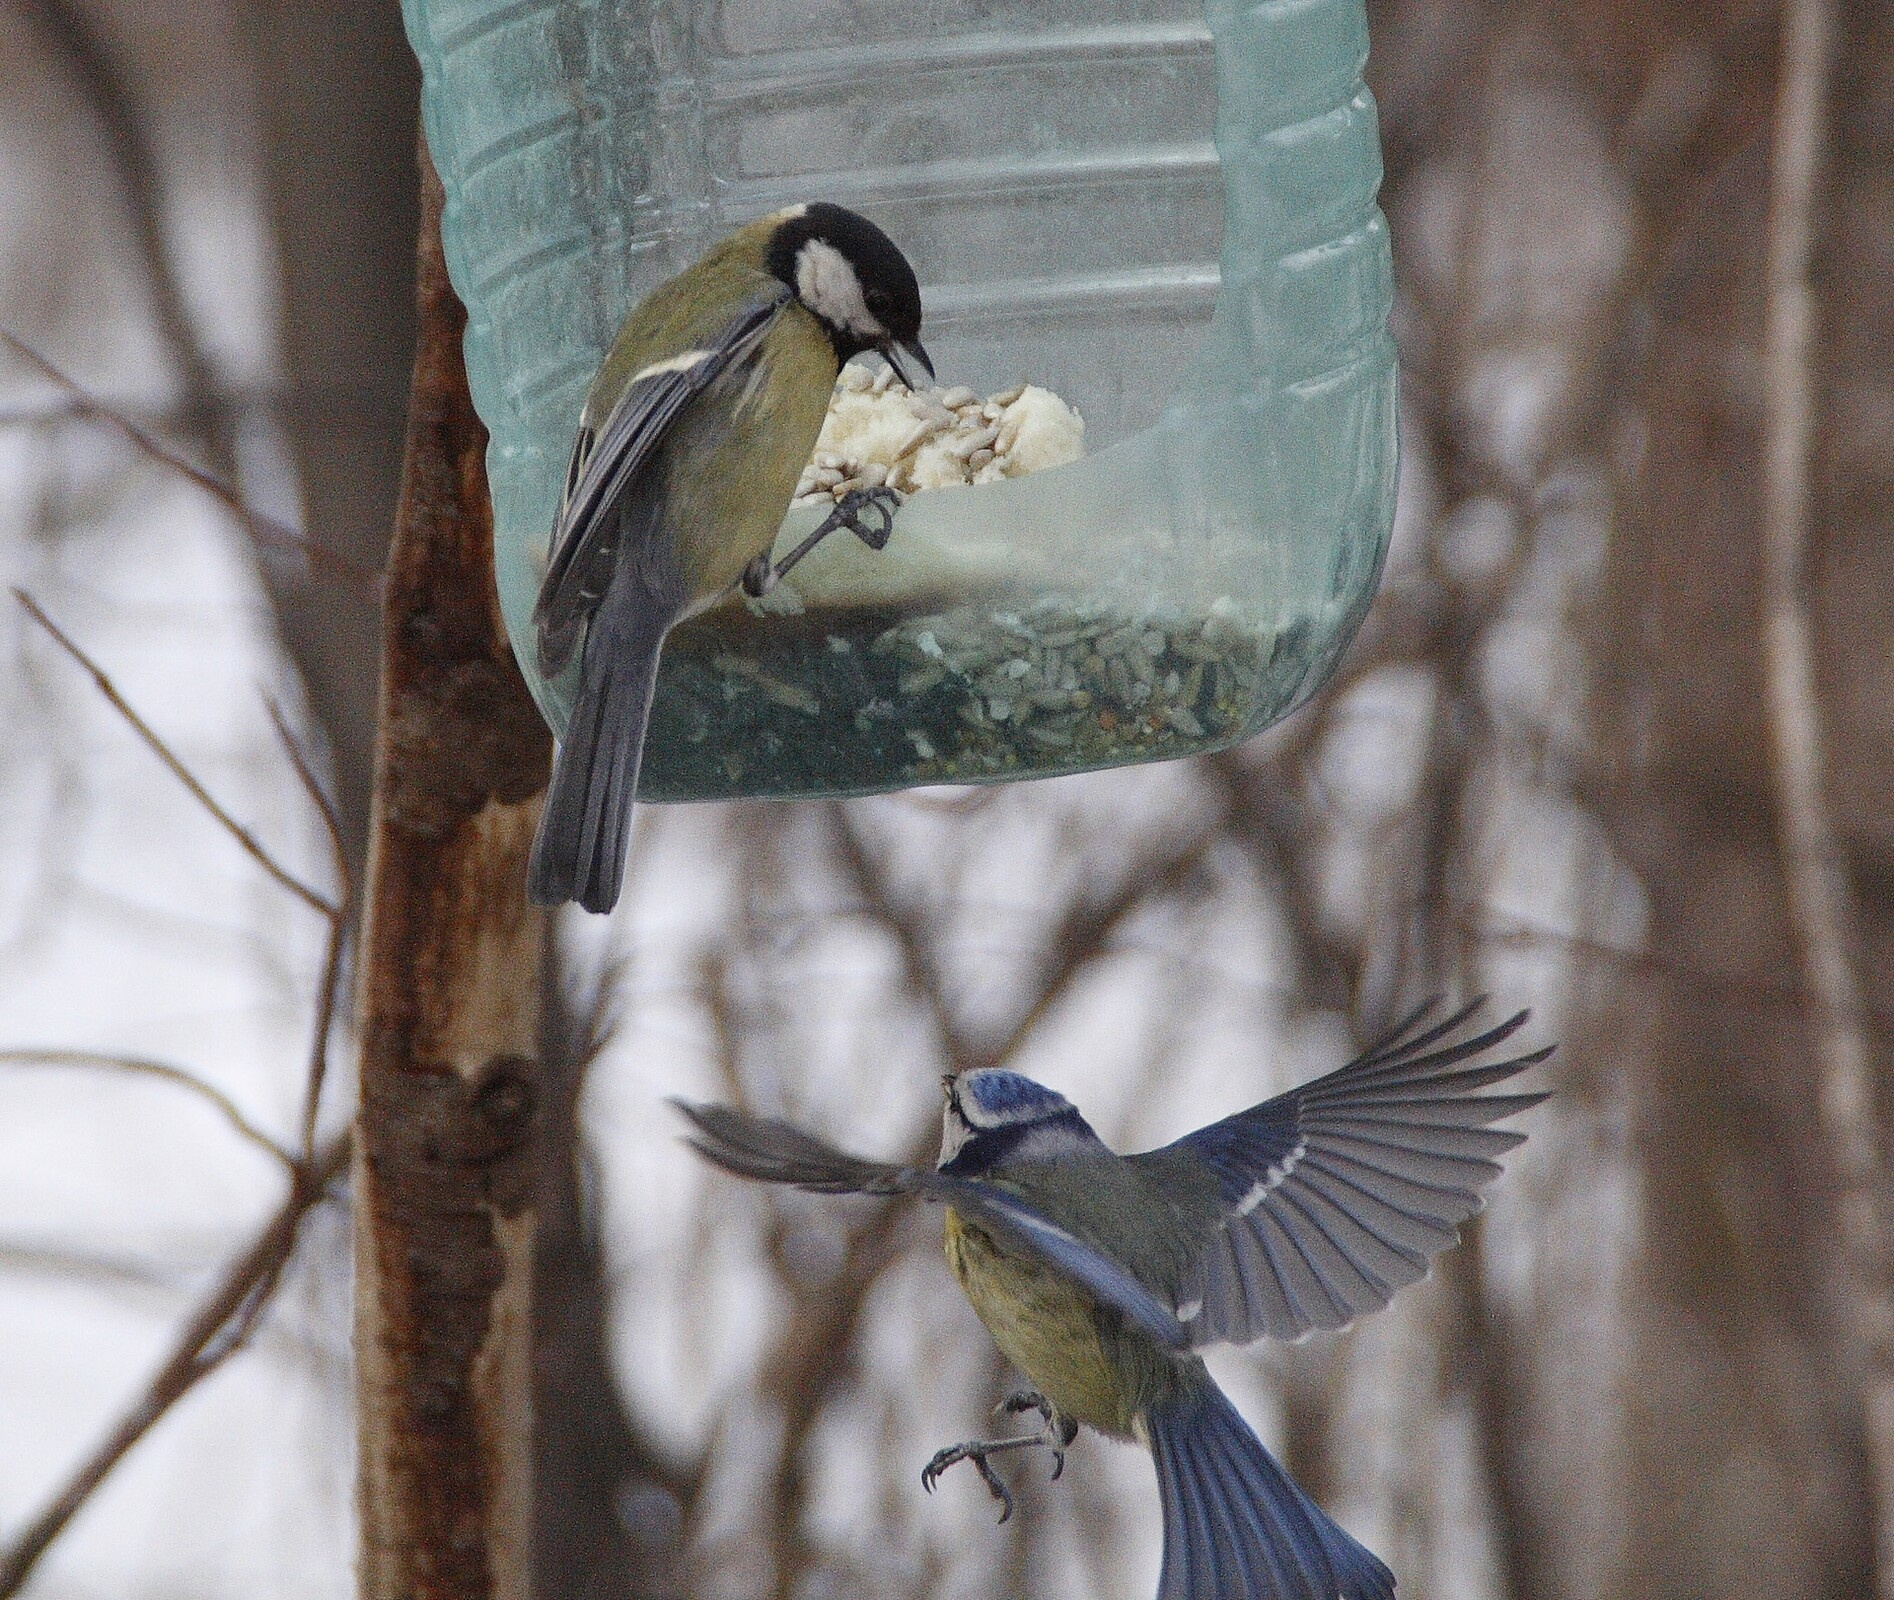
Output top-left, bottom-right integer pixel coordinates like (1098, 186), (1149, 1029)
(526, 570), (673, 913)
(1146, 1382), (1394, 1600)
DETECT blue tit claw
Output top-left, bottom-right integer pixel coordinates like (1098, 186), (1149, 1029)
(921, 1404), (1077, 1522)
(999, 1390), (1054, 1424)
(922, 1438), (1017, 1522)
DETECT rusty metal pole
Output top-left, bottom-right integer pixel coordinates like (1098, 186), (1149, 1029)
(352, 139), (553, 1600)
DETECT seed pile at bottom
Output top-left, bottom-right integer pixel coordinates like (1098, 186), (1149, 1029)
(642, 590), (1308, 797)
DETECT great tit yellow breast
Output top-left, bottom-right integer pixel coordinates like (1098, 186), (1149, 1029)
(944, 1208), (1142, 1439)
(659, 301), (836, 606)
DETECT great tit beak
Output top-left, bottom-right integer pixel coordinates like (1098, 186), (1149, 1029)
(881, 336), (935, 391)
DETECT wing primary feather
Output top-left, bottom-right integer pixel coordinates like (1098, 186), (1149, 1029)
(1351, 993), (1483, 1070)
(1332, 1010), (1534, 1089)
(1312, 1056), (1551, 1105)
(1306, 1137), (1485, 1217)
(1267, 1183), (1390, 1317)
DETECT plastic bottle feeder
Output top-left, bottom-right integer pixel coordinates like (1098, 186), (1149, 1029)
(403, 0), (1398, 801)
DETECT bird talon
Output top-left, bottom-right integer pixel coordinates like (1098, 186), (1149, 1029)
(835, 485), (901, 551)
(740, 550), (777, 598)
(1000, 1390), (1054, 1426)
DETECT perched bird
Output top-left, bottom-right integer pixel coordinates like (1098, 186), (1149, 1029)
(677, 997), (1550, 1600)
(529, 203), (932, 912)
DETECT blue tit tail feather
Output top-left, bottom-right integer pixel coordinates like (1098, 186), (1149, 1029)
(527, 570), (675, 913)
(1147, 1383), (1394, 1600)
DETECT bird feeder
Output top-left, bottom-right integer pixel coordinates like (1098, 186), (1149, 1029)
(403, 0), (1397, 801)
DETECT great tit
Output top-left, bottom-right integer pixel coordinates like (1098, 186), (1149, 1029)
(528, 203), (932, 912)
(676, 997), (1550, 1600)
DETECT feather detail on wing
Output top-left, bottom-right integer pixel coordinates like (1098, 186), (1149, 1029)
(1137, 998), (1552, 1345)
(534, 286), (791, 676)
(672, 1100), (1188, 1349)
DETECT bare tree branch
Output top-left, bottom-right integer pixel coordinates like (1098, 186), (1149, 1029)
(0, 330), (373, 585)
(0, 1047), (293, 1170)
(14, 587), (339, 918)
(265, 699), (353, 1164)
(1756, 1), (1894, 1590)
(0, 1131), (350, 1598)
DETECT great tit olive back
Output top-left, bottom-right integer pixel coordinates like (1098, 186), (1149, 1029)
(528, 204), (931, 912)
(677, 996), (1552, 1600)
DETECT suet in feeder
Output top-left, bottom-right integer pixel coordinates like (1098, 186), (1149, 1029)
(404, 0), (1397, 801)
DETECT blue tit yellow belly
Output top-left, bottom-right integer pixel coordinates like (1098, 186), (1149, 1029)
(944, 1207), (1145, 1439)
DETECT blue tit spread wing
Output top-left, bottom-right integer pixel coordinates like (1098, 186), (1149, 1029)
(673, 1101), (1188, 1349)
(534, 284), (793, 677)
(1131, 999), (1551, 1345)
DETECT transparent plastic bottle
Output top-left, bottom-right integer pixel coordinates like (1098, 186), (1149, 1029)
(403, 0), (1396, 801)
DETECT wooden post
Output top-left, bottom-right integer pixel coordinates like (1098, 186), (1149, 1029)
(352, 139), (552, 1600)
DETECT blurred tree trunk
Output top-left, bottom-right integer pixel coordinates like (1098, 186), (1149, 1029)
(533, 950), (698, 1600)
(249, 0), (418, 864)
(1576, 2), (1886, 1594)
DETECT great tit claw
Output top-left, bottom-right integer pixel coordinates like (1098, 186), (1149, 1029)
(740, 551), (777, 599)
(766, 486), (902, 589)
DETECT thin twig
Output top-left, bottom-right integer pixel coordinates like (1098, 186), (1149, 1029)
(0, 1048), (293, 1171)
(0, 329), (373, 585)
(0, 1131), (351, 1599)
(14, 588), (338, 918)
(265, 699), (351, 1163)
(1756, 2), (1894, 1592)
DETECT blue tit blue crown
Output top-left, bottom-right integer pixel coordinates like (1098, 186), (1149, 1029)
(940, 1070), (1103, 1175)
(959, 1070), (1074, 1129)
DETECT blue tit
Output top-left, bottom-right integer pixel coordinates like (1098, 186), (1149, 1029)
(676, 997), (1551, 1600)
(528, 203), (932, 912)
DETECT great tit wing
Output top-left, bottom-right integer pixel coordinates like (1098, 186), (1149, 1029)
(534, 284), (794, 676)
(1132, 999), (1551, 1345)
(673, 1101), (1188, 1348)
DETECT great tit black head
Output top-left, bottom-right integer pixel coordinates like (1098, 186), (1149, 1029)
(765, 202), (934, 387)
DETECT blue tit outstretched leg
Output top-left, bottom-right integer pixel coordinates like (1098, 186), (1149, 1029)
(742, 485), (903, 598)
(921, 1393), (1078, 1524)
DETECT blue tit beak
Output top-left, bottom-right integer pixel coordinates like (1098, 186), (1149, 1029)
(881, 335), (934, 391)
